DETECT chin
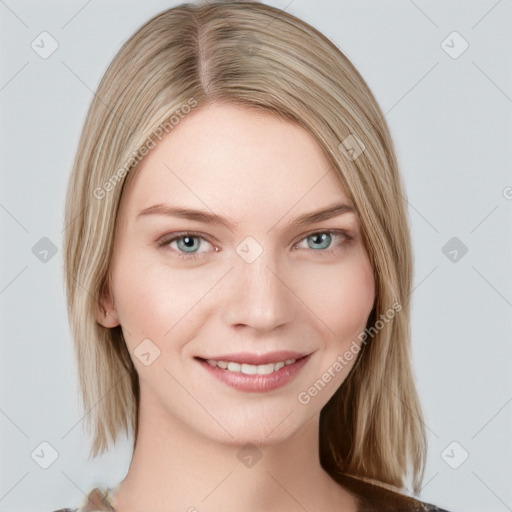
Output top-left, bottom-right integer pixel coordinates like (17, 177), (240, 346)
(198, 403), (316, 449)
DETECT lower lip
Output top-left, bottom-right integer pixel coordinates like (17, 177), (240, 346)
(197, 355), (311, 392)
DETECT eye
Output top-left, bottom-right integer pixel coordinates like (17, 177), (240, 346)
(293, 229), (352, 254)
(156, 229), (353, 261)
(156, 231), (215, 261)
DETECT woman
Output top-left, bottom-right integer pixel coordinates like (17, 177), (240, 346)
(57, 1), (451, 511)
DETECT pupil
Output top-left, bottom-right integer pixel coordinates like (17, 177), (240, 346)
(311, 233), (330, 249)
(181, 236), (197, 251)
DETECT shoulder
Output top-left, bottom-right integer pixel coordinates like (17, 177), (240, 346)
(357, 489), (452, 512)
(52, 478), (453, 512)
(357, 491), (452, 511)
(51, 486), (115, 512)
(328, 471), (452, 512)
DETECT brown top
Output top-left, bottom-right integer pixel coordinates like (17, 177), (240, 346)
(52, 473), (451, 512)
(330, 472), (450, 511)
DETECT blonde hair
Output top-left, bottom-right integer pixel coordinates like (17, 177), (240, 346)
(62, 0), (426, 496)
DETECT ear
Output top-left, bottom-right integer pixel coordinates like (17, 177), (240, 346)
(95, 284), (120, 328)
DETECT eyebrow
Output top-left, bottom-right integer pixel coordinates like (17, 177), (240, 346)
(136, 202), (355, 231)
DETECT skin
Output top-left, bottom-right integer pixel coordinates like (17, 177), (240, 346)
(96, 102), (375, 512)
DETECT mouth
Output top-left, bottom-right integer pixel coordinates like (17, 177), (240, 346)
(194, 352), (312, 392)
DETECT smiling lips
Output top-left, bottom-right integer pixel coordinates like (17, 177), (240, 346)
(196, 351), (311, 392)
(206, 358), (297, 375)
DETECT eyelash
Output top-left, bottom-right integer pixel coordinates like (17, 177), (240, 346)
(156, 229), (353, 261)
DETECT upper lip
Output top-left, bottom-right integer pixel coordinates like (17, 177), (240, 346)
(197, 351), (309, 365)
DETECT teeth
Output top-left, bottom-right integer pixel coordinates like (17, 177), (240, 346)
(205, 358), (297, 374)
(227, 361), (240, 372)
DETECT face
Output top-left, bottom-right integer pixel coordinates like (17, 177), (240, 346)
(97, 102), (375, 447)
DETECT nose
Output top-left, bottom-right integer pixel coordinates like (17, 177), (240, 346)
(221, 247), (295, 333)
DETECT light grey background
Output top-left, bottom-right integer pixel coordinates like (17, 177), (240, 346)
(1, 1), (511, 511)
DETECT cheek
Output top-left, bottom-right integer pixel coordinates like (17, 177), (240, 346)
(302, 251), (375, 340)
(110, 254), (178, 345)
(110, 252), (217, 349)
(111, 242), (375, 353)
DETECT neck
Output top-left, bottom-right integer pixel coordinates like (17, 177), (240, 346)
(111, 388), (357, 512)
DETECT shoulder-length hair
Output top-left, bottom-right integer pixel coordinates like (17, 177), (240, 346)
(62, 0), (426, 495)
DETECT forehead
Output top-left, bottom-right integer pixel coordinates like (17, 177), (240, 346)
(120, 103), (351, 223)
